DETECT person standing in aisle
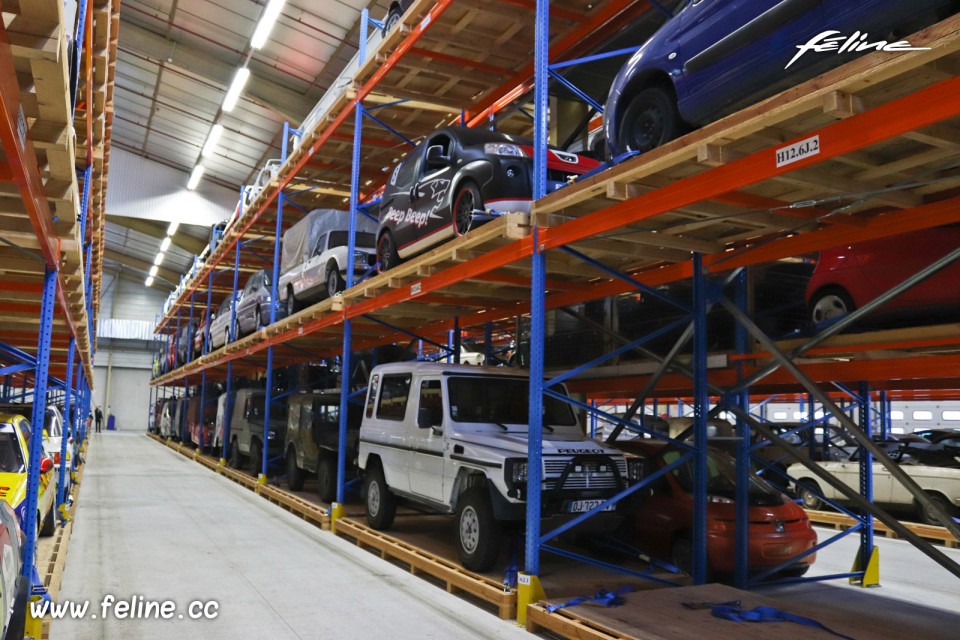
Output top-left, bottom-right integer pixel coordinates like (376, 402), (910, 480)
(94, 406), (103, 433)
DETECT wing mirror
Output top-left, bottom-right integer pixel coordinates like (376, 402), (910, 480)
(40, 457), (54, 474)
(425, 144), (450, 168)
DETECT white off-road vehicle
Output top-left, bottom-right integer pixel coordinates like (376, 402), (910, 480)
(358, 362), (639, 572)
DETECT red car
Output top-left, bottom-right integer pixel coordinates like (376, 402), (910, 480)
(613, 440), (817, 578)
(186, 396), (216, 452)
(806, 226), (960, 324)
(193, 312), (209, 357)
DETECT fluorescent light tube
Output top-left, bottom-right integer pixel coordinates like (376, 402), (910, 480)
(154, 252), (165, 266)
(187, 164), (205, 190)
(145, 276), (155, 287)
(149, 265), (159, 277)
(202, 123), (224, 158)
(167, 221), (180, 235)
(251, 0), (286, 50)
(222, 68), (250, 113)
(160, 236), (172, 252)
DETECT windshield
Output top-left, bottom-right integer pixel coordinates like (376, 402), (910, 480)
(447, 376), (577, 427)
(328, 231), (376, 250)
(248, 395), (288, 421)
(662, 449), (782, 504)
(44, 410), (61, 438)
(0, 426), (25, 473)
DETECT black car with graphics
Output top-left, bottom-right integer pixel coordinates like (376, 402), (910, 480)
(375, 127), (600, 270)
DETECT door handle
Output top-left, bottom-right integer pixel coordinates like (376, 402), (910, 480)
(410, 184), (419, 201)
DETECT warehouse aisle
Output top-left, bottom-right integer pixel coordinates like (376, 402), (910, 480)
(56, 432), (532, 640)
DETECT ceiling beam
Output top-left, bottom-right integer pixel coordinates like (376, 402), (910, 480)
(103, 249), (182, 286)
(119, 22), (315, 124)
(106, 215), (208, 255)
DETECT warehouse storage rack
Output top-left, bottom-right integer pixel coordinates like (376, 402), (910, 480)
(150, 0), (960, 625)
(0, 0), (117, 591)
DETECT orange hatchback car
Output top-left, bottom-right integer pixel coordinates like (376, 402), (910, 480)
(613, 440), (817, 579)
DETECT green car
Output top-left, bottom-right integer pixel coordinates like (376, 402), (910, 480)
(284, 392), (362, 502)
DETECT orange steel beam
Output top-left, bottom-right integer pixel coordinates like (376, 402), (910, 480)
(474, 273), (593, 292)
(466, 0), (646, 126)
(541, 194), (960, 314)
(567, 354), (960, 397)
(0, 20), (81, 348)
(155, 0), (637, 333)
(152, 17), (960, 384)
(540, 76), (960, 251)
(407, 47), (515, 77)
(497, 0), (587, 23)
(155, 0), (457, 333)
(711, 192), (862, 228)
(0, 282), (44, 294)
(85, 0), (93, 167)
(729, 334), (960, 361)
(149, 191), (960, 386)
(0, 25), (59, 267)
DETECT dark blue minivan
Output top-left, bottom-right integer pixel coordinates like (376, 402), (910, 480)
(604, 0), (956, 156)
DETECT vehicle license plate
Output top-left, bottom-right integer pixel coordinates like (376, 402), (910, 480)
(565, 499), (615, 513)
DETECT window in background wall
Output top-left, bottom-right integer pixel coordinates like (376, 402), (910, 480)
(890, 410), (904, 420)
(942, 411), (960, 421)
(793, 411), (807, 420)
(773, 411), (788, 420)
(913, 410), (934, 421)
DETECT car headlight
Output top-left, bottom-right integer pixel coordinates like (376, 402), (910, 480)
(268, 430), (277, 440)
(484, 143), (525, 157)
(505, 458), (527, 488)
(707, 495), (734, 504)
(627, 458), (643, 483)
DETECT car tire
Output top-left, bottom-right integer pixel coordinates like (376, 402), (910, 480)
(248, 439), (262, 478)
(377, 232), (400, 273)
(456, 486), (502, 572)
(255, 307), (262, 330)
(222, 327), (230, 348)
(228, 438), (241, 468)
(617, 86), (684, 154)
(286, 286), (299, 316)
(781, 564), (811, 578)
(318, 456), (336, 504)
(287, 448), (305, 491)
(383, 7), (402, 34)
(234, 321), (241, 341)
(798, 481), (823, 510)
(918, 492), (955, 526)
(364, 462), (396, 530)
(40, 506), (55, 537)
(453, 181), (482, 237)
(326, 266), (345, 298)
(810, 287), (855, 325)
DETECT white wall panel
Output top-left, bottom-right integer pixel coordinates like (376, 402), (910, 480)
(98, 272), (169, 325)
(93, 366), (151, 431)
(107, 148), (236, 226)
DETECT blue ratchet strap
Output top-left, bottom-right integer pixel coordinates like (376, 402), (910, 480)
(502, 535), (521, 588)
(546, 586), (635, 613)
(31, 567), (51, 602)
(712, 605), (856, 640)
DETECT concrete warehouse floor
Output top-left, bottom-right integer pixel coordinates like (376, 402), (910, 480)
(54, 432), (532, 640)
(53, 431), (960, 639)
